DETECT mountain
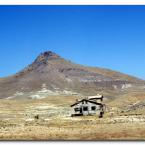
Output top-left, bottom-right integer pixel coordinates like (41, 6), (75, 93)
(0, 51), (145, 99)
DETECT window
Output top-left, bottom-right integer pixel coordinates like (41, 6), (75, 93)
(83, 106), (88, 111)
(91, 106), (96, 111)
(74, 108), (80, 112)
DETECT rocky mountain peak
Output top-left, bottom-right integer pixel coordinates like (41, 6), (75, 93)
(34, 51), (61, 63)
(0, 50), (144, 99)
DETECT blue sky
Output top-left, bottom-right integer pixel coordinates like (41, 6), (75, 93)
(0, 5), (145, 79)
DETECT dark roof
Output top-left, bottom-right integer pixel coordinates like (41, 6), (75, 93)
(70, 99), (103, 107)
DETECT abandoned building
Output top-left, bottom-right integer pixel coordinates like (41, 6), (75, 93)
(71, 95), (105, 118)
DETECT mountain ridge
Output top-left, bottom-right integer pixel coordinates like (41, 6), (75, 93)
(0, 50), (144, 99)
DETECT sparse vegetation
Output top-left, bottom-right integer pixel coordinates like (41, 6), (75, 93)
(0, 93), (145, 140)
(0, 51), (145, 140)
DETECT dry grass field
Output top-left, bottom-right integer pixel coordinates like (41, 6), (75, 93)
(0, 94), (145, 140)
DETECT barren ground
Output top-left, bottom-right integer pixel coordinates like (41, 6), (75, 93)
(0, 94), (145, 140)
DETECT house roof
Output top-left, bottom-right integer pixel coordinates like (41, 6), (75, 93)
(70, 99), (103, 107)
(88, 95), (103, 100)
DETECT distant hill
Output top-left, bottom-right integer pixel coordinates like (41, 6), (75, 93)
(0, 51), (144, 99)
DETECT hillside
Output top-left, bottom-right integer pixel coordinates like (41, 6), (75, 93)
(0, 51), (145, 140)
(0, 51), (144, 99)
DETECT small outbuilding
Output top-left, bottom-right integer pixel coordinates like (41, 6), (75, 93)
(70, 95), (105, 118)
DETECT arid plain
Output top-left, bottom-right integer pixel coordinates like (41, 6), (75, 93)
(0, 91), (145, 140)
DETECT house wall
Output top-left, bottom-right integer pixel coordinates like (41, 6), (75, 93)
(73, 101), (102, 116)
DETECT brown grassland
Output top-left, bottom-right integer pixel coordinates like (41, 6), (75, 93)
(0, 93), (145, 140)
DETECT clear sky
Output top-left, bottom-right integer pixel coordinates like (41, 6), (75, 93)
(0, 5), (145, 79)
